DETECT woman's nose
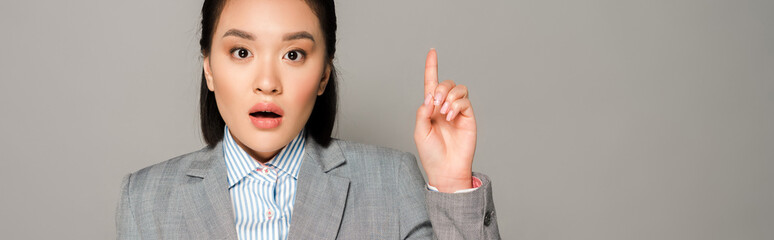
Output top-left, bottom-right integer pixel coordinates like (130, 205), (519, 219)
(253, 60), (282, 95)
(255, 84), (280, 94)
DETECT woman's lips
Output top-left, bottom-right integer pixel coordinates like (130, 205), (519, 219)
(248, 102), (284, 129)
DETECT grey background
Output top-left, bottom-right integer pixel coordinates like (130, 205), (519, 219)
(1, 0), (772, 239)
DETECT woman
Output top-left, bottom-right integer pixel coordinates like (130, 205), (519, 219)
(117, 0), (500, 239)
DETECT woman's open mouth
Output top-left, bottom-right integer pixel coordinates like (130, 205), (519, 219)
(249, 102), (284, 129)
(250, 111), (281, 118)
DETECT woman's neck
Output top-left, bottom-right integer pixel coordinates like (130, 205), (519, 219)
(248, 149), (281, 163)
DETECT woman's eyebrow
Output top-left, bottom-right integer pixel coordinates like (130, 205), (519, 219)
(222, 29), (254, 40)
(283, 31), (315, 43)
(222, 29), (314, 43)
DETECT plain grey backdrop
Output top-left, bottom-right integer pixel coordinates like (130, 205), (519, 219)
(1, 0), (772, 239)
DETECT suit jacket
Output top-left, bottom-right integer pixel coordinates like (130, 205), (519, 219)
(117, 137), (500, 239)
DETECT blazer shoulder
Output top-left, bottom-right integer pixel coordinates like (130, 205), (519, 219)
(123, 146), (213, 194)
(331, 138), (414, 162)
(327, 138), (420, 179)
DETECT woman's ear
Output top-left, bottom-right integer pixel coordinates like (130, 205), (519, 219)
(203, 55), (215, 91)
(318, 63), (331, 96)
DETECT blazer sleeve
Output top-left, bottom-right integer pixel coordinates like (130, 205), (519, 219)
(116, 174), (141, 239)
(398, 153), (501, 240)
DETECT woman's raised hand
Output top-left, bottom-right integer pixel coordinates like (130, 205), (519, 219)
(414, 49), (477, 193)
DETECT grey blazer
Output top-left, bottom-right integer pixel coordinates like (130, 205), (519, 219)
(117, 137), (500, 239)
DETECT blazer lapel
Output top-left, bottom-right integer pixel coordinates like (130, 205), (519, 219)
(176, 141), (238, 239)
(288, 138), (350, 240)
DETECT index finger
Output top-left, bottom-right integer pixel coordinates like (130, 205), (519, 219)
(424, 48), (439, 96)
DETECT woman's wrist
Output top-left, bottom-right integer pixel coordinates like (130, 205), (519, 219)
(427, 173), (474, 193)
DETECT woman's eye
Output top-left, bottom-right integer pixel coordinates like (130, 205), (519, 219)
(283, 50), (305, 62)
(231, 48), (252, 59)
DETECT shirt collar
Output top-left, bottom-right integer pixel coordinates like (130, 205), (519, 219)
(223, 125), (306, 188)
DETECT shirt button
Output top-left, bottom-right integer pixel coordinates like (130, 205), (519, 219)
(266, 210), (274, 219)
(263, 168), (270, 174)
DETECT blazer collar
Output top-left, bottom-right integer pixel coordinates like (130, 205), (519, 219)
(180, 137), (351, 239)
(287, 136), (351, 239)
(178, 141), (238, 239)
(303, 136), (347, 172)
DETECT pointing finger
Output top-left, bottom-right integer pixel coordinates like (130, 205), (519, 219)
(424, 48), (439, 96)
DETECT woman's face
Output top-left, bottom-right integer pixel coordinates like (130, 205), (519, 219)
(203, 0), (330, 161)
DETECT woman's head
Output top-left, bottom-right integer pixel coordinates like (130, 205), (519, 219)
(199, 0), (338, 160)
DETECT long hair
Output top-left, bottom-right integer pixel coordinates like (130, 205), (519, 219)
(198, 0), (338, 148)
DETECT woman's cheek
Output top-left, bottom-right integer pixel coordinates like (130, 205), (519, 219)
(214, 67), (250, 125)
(289, 64), (324, 97)
(289, 78), (319, 111)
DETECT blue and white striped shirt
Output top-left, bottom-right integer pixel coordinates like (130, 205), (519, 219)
(223, 126), (306, 240)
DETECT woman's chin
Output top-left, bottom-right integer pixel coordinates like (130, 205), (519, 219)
(242, 131), (295, 152)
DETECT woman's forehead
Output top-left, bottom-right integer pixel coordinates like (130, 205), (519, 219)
(216, 0), (322, 40)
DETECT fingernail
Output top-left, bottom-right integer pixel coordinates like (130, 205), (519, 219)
(424, 93), (432, 106)
(446, 111), (454, 121)
(434, 93), (442, 106)
(440, 102), (450, 114)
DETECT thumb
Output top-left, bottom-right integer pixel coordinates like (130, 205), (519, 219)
(415, 93), (434, 139)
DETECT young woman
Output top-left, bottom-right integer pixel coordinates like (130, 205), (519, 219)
(117, 0), (500, 239)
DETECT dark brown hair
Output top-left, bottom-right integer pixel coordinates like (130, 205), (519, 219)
(198, 0), (338, 148)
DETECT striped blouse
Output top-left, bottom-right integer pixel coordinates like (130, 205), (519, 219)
(223, 126), (306, 240)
